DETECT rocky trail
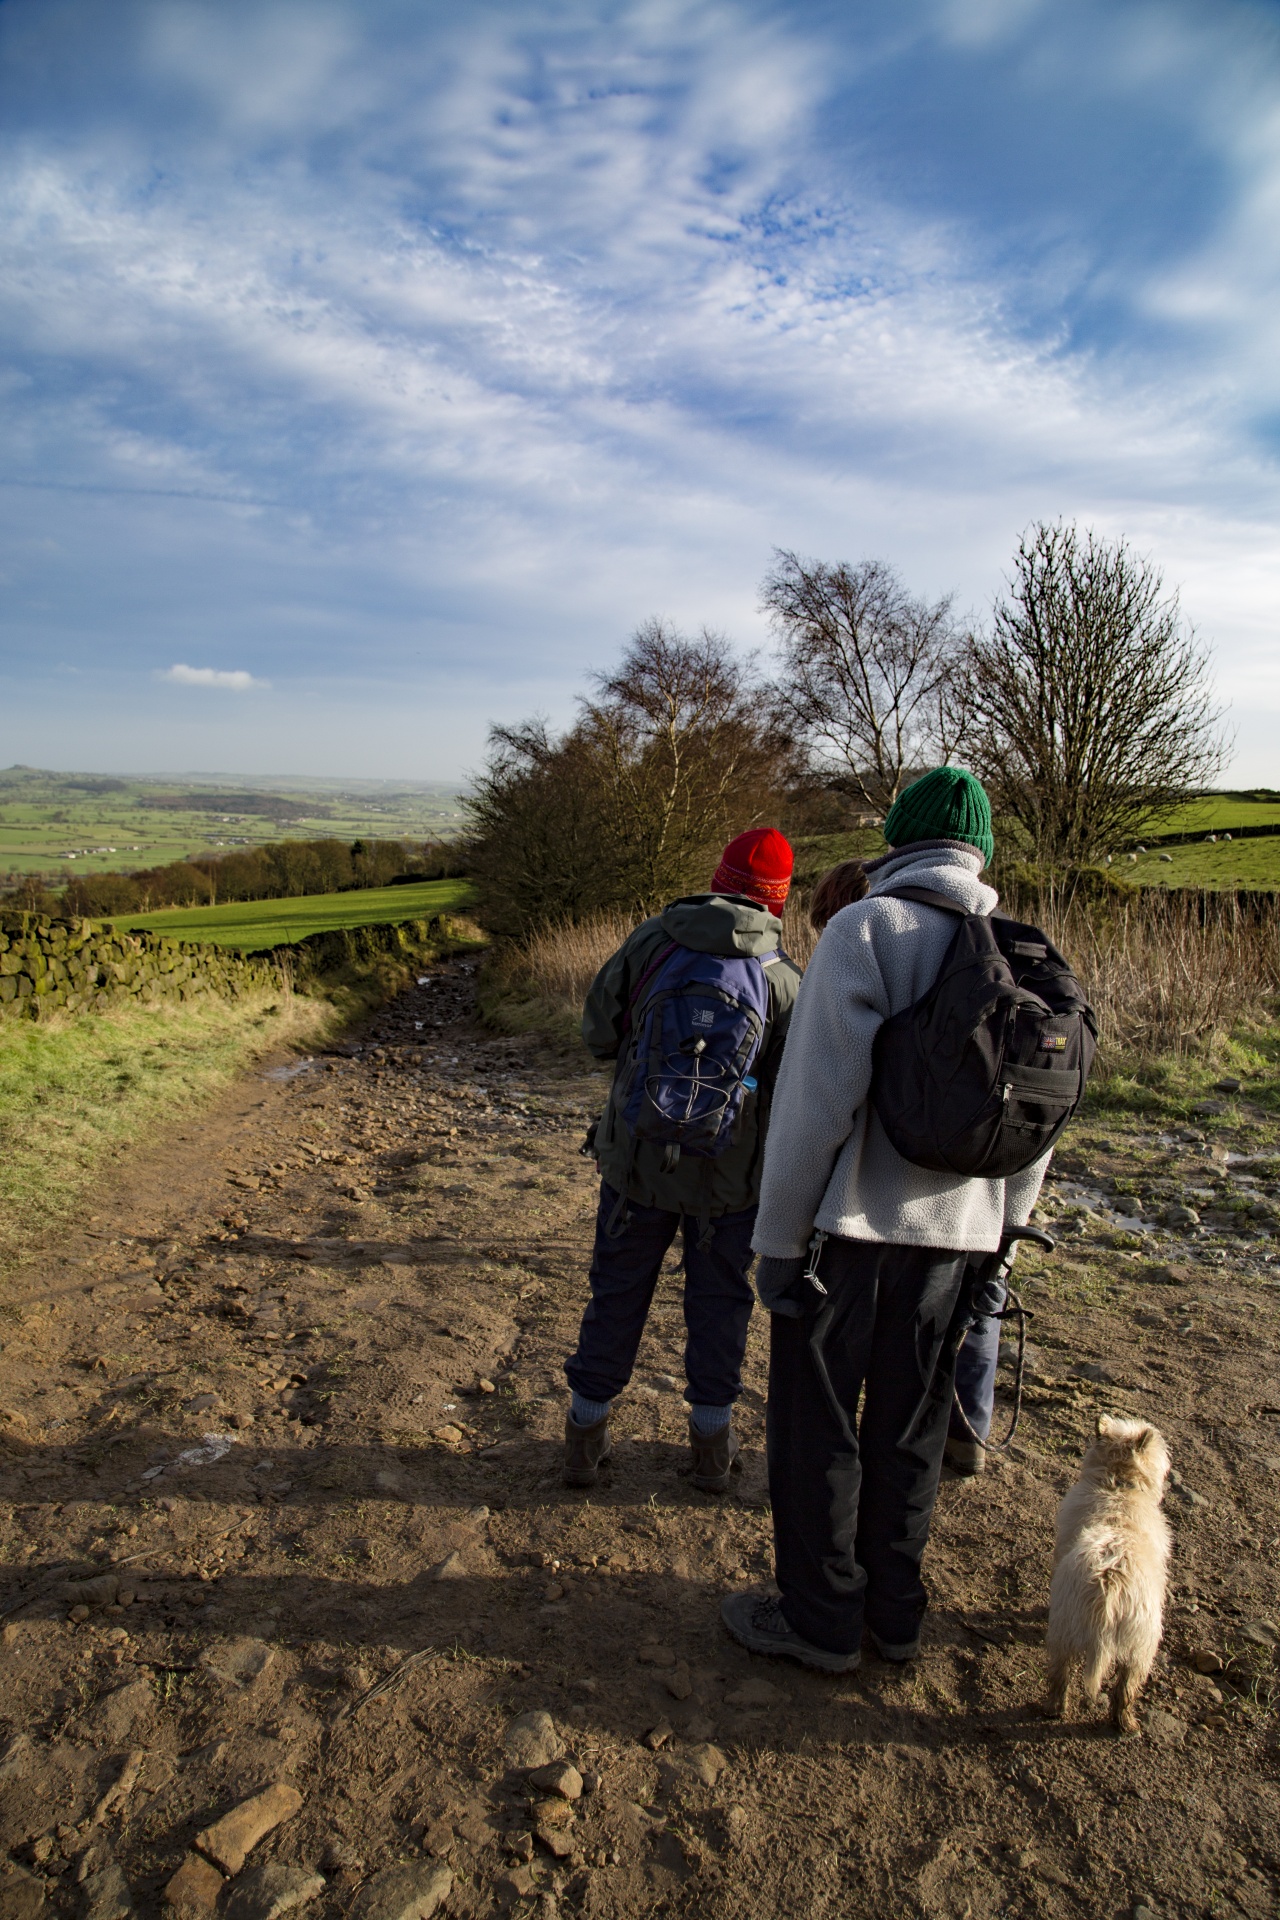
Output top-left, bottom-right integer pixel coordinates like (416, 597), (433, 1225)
(3, 957), (1280, 1920)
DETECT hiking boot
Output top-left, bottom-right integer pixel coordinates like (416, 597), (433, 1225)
(721, 1589), (860, 1674)
(688, 1419), (741, 1493)
(943, 1435), (987, 1480)
(867, 1627), (921, 1663)
(563, 1410), (612, 1487)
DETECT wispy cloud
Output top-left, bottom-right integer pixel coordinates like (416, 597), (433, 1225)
(163, 664), (269, 692)
(0, 0), (1277, 778)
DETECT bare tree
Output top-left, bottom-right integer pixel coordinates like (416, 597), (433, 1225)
(581, 619), (789, 906)
(762, 550), (969, 812)
(967, 522), (1227, 867)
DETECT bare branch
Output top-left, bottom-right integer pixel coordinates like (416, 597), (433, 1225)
(762, 550), (970, 811)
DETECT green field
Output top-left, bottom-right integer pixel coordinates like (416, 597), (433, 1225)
(0, 767), (466, 883)
(113, 877), (475, 949)
(1120, 838), (1280, 890)
(1150, 794), (1280, 837)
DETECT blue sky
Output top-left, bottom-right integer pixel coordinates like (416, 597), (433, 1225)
(1, 0), (1278, 783)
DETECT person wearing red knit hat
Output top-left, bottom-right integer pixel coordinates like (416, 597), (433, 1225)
(709, 827), (794, 917)
(563, 827), (801, 1493)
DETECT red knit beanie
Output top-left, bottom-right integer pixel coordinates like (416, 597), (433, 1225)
(710, 827), (794, 917)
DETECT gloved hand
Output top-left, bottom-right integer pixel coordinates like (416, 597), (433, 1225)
(753, 1254), (807, 1318)
(970, 1238), (1018, 1320)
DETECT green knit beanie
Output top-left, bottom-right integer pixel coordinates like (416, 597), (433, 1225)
(883, 767), (994, 866)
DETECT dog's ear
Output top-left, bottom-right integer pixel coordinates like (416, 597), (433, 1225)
(1096, 1413), (1113, 1437)
(1134, 1427), (1157, 1451)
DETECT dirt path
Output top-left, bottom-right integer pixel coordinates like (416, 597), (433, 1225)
(2, 959), (1280, 1920)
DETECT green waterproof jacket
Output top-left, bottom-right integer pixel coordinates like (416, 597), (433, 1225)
(582, 894), (803, 1219)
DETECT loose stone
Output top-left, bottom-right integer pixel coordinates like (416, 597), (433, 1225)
(504, 1710), (564, 1770)
(527, 1761), (582, 1801)
(0, 1869), (46, 1920)
(531, 1799), (574, 1829)
(194, 1784), (304, 1876)
(163, 1854), (225, 1914)
(665, 1662), (693, 1701)
(685, 1743), (729, 1787)
(222, 1866), (325, 1920)
(80, 1867), (133, 1920)
(347, 1864), (452, 1920)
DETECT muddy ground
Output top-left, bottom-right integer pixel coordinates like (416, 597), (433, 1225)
(2, 955), (1280, 1920)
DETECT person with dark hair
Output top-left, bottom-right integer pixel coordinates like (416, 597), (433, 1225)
(564, 828), (803, 1493)
(807, 858), (868, 932)
(720, 768), (1052, 1671)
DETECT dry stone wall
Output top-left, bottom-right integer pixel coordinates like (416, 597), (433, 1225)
(0, 913), (278, 1018)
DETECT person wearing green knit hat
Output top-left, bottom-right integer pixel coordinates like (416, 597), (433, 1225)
(882, 765), (994, 867)
(721, 757), (1055, 1680)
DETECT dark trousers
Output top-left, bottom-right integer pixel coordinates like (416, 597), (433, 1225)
(565, 1183), (756, 1409)
(767, 1236), (970, 1655)
(951, 1309), (1000, 1443)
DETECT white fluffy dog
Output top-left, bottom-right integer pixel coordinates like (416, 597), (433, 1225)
(1045, 1413), (1170, 1733)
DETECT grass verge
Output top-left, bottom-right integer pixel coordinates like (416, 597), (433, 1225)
(0, 988), (332, 1267)
(111, 877), (475, 949)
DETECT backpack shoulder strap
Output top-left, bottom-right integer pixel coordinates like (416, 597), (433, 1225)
(620, 940), (679, 1037)
(880, 885), (969, 915)
(882, 886), (1011, 923)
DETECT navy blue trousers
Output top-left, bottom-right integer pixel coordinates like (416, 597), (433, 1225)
(565, 1182), (756, 1408)
(767, 1236), (970, 1655)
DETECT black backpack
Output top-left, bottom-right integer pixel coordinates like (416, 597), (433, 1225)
(870, 887), (1097, 1179)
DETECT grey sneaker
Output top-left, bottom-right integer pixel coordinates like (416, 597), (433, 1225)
(688, 1419), (741, 1493)
(943, 1435), (986, 1479)
(721, 1589), (860, 1674)
(867, 1627), (921, 1663)
(563, 1411), (612, 1487)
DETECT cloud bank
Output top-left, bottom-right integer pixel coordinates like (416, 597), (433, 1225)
(0, 0), (1277, 779)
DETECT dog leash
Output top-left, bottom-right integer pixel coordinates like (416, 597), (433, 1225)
(800, 1223), (1054, 1456)
(951, 1225), (1055, 1454)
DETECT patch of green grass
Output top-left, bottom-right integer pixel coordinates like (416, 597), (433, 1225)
(1121, 838), (1280, 891)
(1149, 795), (1280, 836)
(111, 877), (475, 949)
(1084, 1029), (1280, 1122)
(0, 989), (331, 1265)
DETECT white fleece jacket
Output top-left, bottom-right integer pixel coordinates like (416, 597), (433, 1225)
(752, 842), (1050, 1259)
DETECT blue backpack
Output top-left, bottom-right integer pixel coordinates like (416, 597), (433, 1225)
(619, 941), (773, 1162)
